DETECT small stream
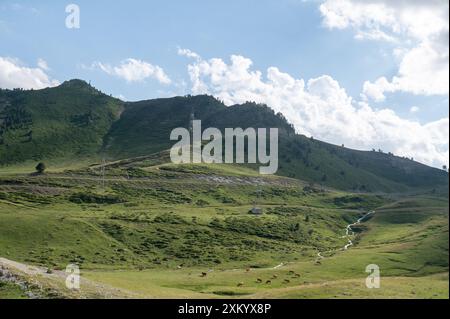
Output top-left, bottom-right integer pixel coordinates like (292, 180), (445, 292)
(343, 210), (375, 250)
(317, 210), (375, 259)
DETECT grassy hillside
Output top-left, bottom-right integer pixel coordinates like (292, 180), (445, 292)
(103, 95), (227, 158)
(0, 80), (447, 193)
(0, 80), (123, 165)
(105, 95), (448, 192)
(0, 167), (362, 270)
(0, 159), (447, 298)
(276, 135), (448, 192)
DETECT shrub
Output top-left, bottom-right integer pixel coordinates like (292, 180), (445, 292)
(35, 162), (46, 174)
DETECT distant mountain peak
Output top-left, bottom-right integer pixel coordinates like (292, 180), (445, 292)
(60, 79), (91, 88)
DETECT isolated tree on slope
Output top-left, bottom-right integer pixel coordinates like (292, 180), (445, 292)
(35, 162), (46, 174)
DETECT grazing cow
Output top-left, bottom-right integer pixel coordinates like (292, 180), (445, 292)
(246, 268), (250, 272)
(256, 278), (262, 283)
(265, 280), (272, 284)
(283, 279), (290, 284)
(288, 270), (294, 275)
(293, 273), (300, 278)
(272, 274), (278, 279)
(237, 282), (244, 287)
(200, 272), (207, 277)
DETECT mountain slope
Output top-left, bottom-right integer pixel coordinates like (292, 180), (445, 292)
(103, 95), (227, 158)
(106, 95), (448, 192)
(0, 80), (447, 192)
(0, 80), (123, 164)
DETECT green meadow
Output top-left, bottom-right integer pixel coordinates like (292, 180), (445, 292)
(0, 160), (448, 299)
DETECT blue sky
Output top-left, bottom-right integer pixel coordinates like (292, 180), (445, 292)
(0, 0), (448, 167)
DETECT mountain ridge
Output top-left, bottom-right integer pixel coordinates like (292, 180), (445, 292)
(0, 79), (448, 193)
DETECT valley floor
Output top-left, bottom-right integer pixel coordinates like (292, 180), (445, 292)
(1, 255), (448, 299)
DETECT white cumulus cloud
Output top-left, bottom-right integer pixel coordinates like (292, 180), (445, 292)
(410, 106), (420, 113)
(93, 58), (171, 84)
(319, 0), (449, 101)
(37, 58), (49, 71)
(178, 48), (201, 60)
(183, 51), (448, 168)
(0, 57), (59, 89)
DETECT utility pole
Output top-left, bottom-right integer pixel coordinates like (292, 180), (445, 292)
(189, 108), (195, 134)
(101, 157), (106, 190)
